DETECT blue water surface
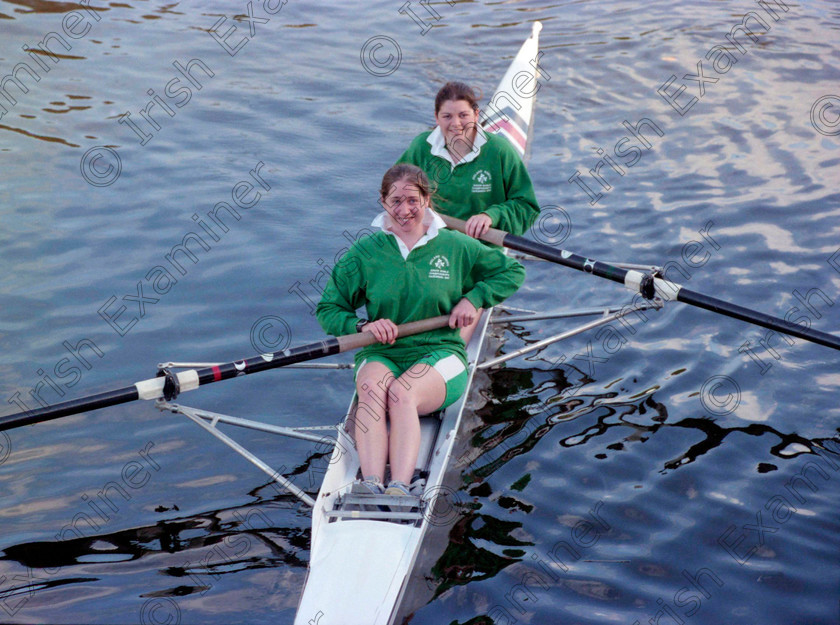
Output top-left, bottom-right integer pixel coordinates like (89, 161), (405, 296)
(1, 1), (839, 623)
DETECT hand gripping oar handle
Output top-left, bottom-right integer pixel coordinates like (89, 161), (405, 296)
(0, 315), (451, 432)
(440, 214), (840, 352)
(334, 315), (450, 352)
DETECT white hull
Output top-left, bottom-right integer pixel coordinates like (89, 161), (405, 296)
(295, 309), (492, 625)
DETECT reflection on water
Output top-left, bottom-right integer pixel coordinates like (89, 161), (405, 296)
(0, 493), (311, 619)
(430, 512), (530, 590)
(0, 448), (331, 618)
(464, 363), (840, 480)
(414, 359), (840, 623)
(3, 0), (100, 15)
(0, 123), (82, 147)
(2, 0), (840, 623)
(1, 504), (309, 575)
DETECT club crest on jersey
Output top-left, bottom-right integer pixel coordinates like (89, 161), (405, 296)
(429, 255), (451, 280)
(471, 169), (492, 193)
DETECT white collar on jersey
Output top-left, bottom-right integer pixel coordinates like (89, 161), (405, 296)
(371, 207), (448, 260)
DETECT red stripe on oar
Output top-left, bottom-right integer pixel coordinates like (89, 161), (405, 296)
(486, 118), (527, 151)
(212, 365), (222, 382)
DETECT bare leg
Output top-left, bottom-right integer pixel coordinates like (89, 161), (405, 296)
(386, 364), (446, 484)
(353, 362), (395, 482)
(459, 307), (484, 345)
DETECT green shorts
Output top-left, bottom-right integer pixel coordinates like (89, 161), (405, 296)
(356, 349), (469, 411)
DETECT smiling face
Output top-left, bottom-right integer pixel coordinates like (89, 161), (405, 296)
(381, 176), (429, 237)
(435, 98), (480, 150)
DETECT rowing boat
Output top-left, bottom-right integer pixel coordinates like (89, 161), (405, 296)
(3, 14), (833, 624)
(293, 22), (543, 625)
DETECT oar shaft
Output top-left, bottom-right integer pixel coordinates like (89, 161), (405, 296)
(493, 230), (631, 287)
(0, 386), (140, 431)
(441, 214), (840, 352)
(675, 286), (840, 350)
(0, 315), (451, 432)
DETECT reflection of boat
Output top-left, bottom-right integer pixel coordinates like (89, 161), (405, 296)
(294, 23), (544, 625)
(0, 497), (311, 605)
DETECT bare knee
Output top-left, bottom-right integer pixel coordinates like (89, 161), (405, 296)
(359, 364), (394, 399)
(387, 378), (417, 417)
(358, 379), (388, 411)
(355, 365), (394, 428)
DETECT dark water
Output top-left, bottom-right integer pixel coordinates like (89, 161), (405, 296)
(1, 1), (839, 623)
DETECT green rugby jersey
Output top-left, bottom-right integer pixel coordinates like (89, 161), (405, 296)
(396, 129), (539, 236)
(316, 224), (525, 364)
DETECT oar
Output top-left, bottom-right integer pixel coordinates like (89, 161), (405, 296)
(440, 214), (840, 352)
(0, 315), (451, 432)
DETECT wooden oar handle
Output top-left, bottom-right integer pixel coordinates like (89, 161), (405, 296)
(438, 214), (507, 247)
(336, 315), (451, 352)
